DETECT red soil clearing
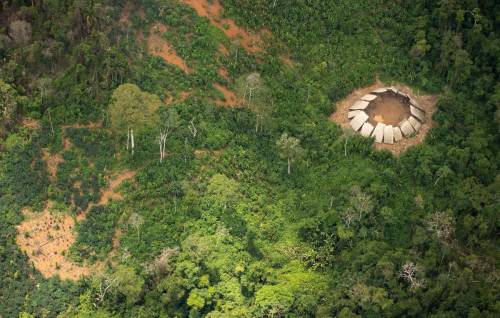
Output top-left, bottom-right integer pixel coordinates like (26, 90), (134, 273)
(218, 44), (229, 56)
(16, 202), (91, 280)
(213, 83), (244, 107)
(16, 171), (136, 280)
(182, 0), (266, 54)
(147, 23), (192, 73)
(165, 91), (191, 105)
(217, 67), (229, 80)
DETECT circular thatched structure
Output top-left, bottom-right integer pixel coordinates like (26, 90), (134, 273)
(347, 87), (426, 144)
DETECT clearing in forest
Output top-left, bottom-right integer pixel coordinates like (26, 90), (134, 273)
(213, 83), (244, 107)
(16, 170), (136, 280)
(165, 90), (191, 105)
(147, 23), (192, 73)
(182, 0), (268, 54)
(330, 80), (437, 155)
(365, 94), (412, 126)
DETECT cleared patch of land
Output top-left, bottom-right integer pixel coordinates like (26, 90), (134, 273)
(147, 23), (192, 73)
(182, 0), (267, 54)
(213, 83), (244, 107)
(366, 93), (411, 126)
(330, 80), (437, 155)
(16, 164), (136, 280)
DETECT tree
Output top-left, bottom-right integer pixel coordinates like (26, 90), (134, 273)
(113, 265), (144, 305)
(9, 20), (32, 44)
(128, 213), (144, 240)
(400, 262), (424, 291)
(276, 133), (304, 175)
(147, 247), (179, 280)
(426, 211), (455, 243)
(207, 174), (239, 209)
(349, 186), (374, 222)
(236, 72), (272, 133)
(0, 80), (23, 138)
(157, 107), (180, 162)
(108, 83), (161, 154)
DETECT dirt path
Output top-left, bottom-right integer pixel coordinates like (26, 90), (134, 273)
(16, 171), (136, 280)
(147, 23), (192, 73)
(217, 67), (229, 80)
(165, 91), (191, 105)
(182, 0), (267, 54)
(213, 83), (244, 107)
(330, 80), (437, 155)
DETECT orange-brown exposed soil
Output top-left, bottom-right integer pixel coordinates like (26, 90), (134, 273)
(330, 80), (437, 155)
(61, 122), (102, 129)
(218, 44), (229, 56)
(165, 90), (191, 105)
(213, 83), (244, 107)
(147, 23), (192, 73)
(119, 1), (132, 26)
(280, 55), (294, 67)
(41, 148), (63, 181)
(16, 202), (91, 280)
(21, 118), (40, 129)
(217, 67), (229, 80)
(366, 93), (411, 126)
(16, 171), (136, 280)
(182, 0), (266, 54)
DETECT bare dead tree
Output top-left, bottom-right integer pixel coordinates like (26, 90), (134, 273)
(94, 275), (117, 306)
(188, 119), (197, 137)
(131, 128), (134, 156)
(426, 211), (455, 243)
(146, 247), (179, 280)
(400, 262), (424, 291)
(349, 186), (374, 222)
(341, 207), (356, 228)
(157, 130), (167, 162)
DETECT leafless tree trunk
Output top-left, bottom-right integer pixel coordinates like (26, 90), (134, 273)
(131, 129), (134, 156)
(94, 276), (117, 306)
(127, 128), (130, 151)
(189, 119), (197, 137)
(400, 262), (424, 291)
(158, 130), (167, 162)
(47, 108), (54, 135)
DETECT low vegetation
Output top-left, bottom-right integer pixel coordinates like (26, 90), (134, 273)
(0, 1), (498, 317)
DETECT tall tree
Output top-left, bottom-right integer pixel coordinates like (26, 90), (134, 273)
(276, 133), (304, 175)
(108, 83), (161, 154)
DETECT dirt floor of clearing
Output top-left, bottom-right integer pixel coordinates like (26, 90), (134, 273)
(147, 23), (192, 73)
(330, 80), (437, 155)
(182, 0), (267, 54)
(366, 93), (411, 126)
(16, 168), (136, 280)
(16, 202), (91, 280)
(213, 83), (244, 107)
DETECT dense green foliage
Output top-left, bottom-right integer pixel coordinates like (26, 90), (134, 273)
(0, 0), (498, 317)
